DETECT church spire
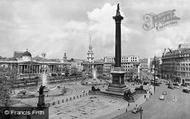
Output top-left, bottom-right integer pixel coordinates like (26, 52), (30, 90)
(87, 33), (94, 63)
(89, 34), (93, 50)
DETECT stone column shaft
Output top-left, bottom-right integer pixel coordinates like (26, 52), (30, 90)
(115, 21), (122, 67)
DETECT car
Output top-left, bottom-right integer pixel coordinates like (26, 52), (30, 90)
(162, 91), (167, 95)
(174, 86), (180, 89)
(165, 82), (170, 86)
(173, 82), (180, 86)
(181, 83), (187, 87)
(168, 84), (174, 89)
(132, 106), (142, 114)
(159, 95), (165, 100)
(143, 82), (149, 85)
(183, 87), (190, 93)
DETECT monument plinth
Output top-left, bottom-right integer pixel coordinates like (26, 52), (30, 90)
(105, 4), (128, 95)
(37, 85), (45, 108)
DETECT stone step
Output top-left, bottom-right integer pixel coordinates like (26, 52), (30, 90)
(101, 90), (124, 96)
(106, 86), (128, 93)
(109, 84), (127, 88)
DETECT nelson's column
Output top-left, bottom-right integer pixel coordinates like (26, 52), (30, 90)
(106, 4), (128, 95)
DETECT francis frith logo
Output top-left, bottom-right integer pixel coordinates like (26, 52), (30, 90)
(143, 9), (180, 31)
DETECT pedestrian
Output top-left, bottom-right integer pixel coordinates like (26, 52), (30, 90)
(126, 108), (128, 112)
(144, 95), (146, 99)
(128, 103), (130, 107)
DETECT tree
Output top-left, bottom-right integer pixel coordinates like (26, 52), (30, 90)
(62, 65), (70, 77)
(0, 66), (15, 106)
(96, 65), (103, 74)
(71, 66), (77, 76)
(124, 90), (134, 101)
(128, 68), (136, 81)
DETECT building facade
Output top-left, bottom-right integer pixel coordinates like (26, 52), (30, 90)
(68, 58), (84, 73)
(0, 50), (71, 87)
(139, 58), (151, 71)
(162, 43), (190, 85)
(103, 56), (140, 80)
(103, 56), (139, 70)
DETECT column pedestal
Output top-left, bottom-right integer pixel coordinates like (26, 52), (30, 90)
(37, 94), (45, 108)
(105, 67), (128, 95)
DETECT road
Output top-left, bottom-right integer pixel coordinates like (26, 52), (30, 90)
(113, 82), (190, 119)
(141, 70), (153, 80)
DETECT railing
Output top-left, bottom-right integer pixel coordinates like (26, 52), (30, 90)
(46, 92), (89, 107)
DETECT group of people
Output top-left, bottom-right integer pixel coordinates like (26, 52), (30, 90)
(126, 103), (143, 113)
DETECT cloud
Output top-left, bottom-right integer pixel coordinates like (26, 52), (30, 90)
(0, 0), (91, 59)
(87, 3), (140, 57)
(0, 0), (190, 59)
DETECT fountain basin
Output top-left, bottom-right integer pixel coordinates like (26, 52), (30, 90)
(81, 78), (107, 85)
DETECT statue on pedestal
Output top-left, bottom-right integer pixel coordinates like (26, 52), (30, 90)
(37, 85), (45, 108)
(39, 85), (45, 95)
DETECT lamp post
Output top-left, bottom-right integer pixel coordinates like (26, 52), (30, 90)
(153, 56), (156, 93)
(139, 106), (143, 119)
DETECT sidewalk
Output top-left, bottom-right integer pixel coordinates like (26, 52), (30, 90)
(127, 93), (150, 111)
(95, 92), (151, 119)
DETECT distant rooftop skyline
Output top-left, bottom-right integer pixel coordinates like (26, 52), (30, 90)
(0, 0), (190, 59)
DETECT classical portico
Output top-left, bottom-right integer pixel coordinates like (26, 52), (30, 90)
(0, 50), (71, 87)
(17, 62), (41, 74)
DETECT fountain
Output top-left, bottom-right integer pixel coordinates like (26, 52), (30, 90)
(81, 67), (106, 85)
(41, 72), (49, 92)
(14, 70), (67, 100)
(42, 72), (48, 86)
(93, 68), (97, 80)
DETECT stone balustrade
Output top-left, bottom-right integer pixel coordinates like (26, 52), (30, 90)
(46, 92), (89, 107)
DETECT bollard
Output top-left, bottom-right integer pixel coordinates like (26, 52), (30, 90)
(73, 96), (75, 100)
(62, 99), (64, 103)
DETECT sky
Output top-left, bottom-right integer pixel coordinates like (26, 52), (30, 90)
(0, 0), (190, 59)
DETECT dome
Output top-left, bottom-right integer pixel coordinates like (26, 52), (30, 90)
(23, 50), (32, 57)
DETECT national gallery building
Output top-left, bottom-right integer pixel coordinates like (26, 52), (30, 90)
(0, 50), (71, 87)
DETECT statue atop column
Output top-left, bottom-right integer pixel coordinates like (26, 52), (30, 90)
(116, 3), (121, 16)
